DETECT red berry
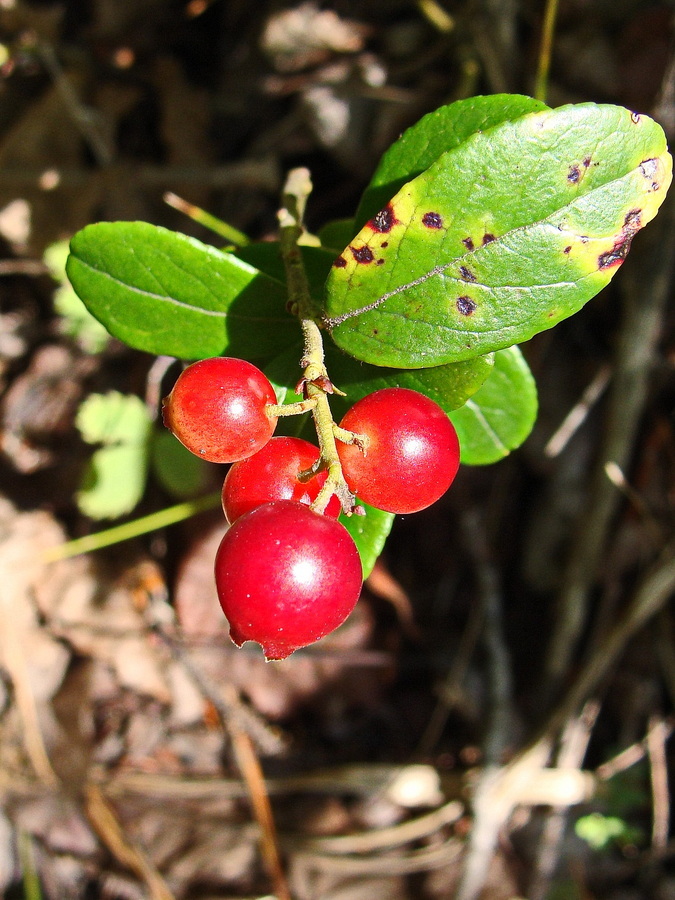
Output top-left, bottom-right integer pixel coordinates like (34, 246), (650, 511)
(162, 357), (278, 464)
(336, 387), (460, 514)
(214, 500), (363, 660)
(222, 436), (341, 523)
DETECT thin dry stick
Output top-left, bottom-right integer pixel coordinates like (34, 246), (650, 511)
(647, 716), (670, 852)
(596, 737), (650, 781)
(544, 365), (611, 458)
(416, 595), (484, 756)
(224, 687), (291, 900)
(529, 702), (600, 900)
(150, 620), (289, 899)
(454, 548), (675, 900)
(0, 588), (59, 788)
(550, 548), (675, 735)
(521, 545), (675, 779)
(0, 159), (279, 190)
(35, 41), (113, 166)
(85, 784), (176, 900)
(542, 188), (675, 702)
(455, 510), (516, 900)
(300, 799), (463, 855)
(0, 260), (50, 276)
(293, 833), (463, 877)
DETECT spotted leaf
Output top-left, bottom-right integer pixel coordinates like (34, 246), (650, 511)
(355, 93), (549, 228)
(324, 103), (672, 368)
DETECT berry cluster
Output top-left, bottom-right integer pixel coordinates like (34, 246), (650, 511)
(162, 356), (461, 659)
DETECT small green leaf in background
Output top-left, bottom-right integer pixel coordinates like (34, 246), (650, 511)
(151, 428), (215, 500)
(575, 813), (643, 851)
(76, 392), (151, 519)
(355, 93), (549, 228)
(325, 102), (672, 368)
(67, 222), (298, 362)
(449, 346), (537, 465)
(340, 503), (395, 579)
(44, 240), (110, 353)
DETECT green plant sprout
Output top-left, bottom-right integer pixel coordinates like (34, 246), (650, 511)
(63, 94), (671, 657)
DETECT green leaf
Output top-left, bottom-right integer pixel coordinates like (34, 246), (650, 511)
(575, 814), (643, 851)
(76, 391), (150, 446)
(67, 222), (297, 361)
(449, 346), (537, 464)
(324, 343), (494, 423)
(264, 341), (494, 431)
(151, 428), (214, 500)
(53, 283), (111, 353)
(75, 392), (152, 519)
(325, 103), (672, 368)
(46, 239), (111, 353)
(43, 239), (70, 282)
(340, 504), (395, 579)
(77, 444), (150, 520)
(356, 93), (549, 227)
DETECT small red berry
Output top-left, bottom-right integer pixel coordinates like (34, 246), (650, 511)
(336, 387), (460, 514)
(222, 436), (341, 523)
(215, 500), (363, 660)
(162, 356), (278, 464)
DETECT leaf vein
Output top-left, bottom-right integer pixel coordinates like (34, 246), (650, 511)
(463, 399), (509, 453)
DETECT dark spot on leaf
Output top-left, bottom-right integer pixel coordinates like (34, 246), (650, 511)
(459, 265), (477, 282)
(482, 233), (496, 245)
(583, 156), (592, 168)
(639, 158), (660, 191)
(456, 296), (477, 316)
(422, 212), (443, 229)
(624, 208), (641, 228)
(631, 111), (641, 124)
(368, 203), (398, 233)
(568, 165), (581, 184)
(376, 258), (385, 265)
(640, 158), (658, 177)
(381, 241), (389, 248)
(372, 329), (379, 335)
(598, 208), (642, 270)
(333, 255), (347, 268)
(462, 237), (475, 251)
(598, 248), (625, 270)
(563, 245), (572, 254)
(580, 235), (589, 243)
(351, 245), (374, 264)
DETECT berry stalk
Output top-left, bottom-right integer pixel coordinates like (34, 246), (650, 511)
(277, 168), (362, 515)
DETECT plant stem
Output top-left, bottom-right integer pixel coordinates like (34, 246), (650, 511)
(163, 191), (250, 246)
(277, 168), (360, 515)
(534, 0), (559, 102)
(42, 491), (222, 562)
(267, 398), (317, 418)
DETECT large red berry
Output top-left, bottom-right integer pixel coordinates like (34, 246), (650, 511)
(215, 500), (363, 660)
(336, 387), (460, 514)
(162, 356), (278, 464)
(222, 436), (341, 523)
